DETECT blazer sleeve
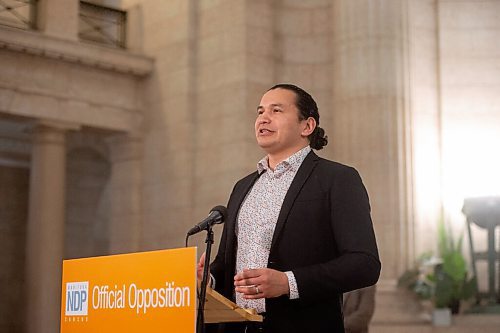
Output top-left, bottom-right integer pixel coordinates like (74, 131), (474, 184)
(292, 166), (381, 303)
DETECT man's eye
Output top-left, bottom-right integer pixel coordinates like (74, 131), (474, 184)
(273, 109), (282, 113)
(257, 110), (264, 115)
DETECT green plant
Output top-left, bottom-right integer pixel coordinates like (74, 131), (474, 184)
(433, 220), (476, 311)
(398, 220), (476, 313)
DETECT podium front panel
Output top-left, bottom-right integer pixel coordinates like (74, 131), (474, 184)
(60, 247), (197, 333)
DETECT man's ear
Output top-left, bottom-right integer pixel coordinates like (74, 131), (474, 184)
(301, 117), (316, 137)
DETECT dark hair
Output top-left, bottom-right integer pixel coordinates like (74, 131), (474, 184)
(268, 83), (328, 150)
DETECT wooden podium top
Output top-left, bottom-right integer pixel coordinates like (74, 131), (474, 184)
(203, 287), (263, 323)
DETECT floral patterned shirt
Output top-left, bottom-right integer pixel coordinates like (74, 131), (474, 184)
(235, 145), (311, 313)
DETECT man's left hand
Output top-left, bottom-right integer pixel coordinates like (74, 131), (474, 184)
(234, 268), (290, 299)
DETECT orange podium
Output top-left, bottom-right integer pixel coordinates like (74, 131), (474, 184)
(60, 247), (262, 333)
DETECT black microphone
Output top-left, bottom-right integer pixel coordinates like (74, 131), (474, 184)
(187, 205), (227, 236)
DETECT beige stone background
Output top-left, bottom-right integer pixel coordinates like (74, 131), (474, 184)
(0, 0), (499, 332)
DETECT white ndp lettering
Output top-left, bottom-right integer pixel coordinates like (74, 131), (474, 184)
(128, 282), (191, 314)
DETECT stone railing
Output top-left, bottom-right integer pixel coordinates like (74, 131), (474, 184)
(0, 0), (37, 30)
(79, 1), (127, 49)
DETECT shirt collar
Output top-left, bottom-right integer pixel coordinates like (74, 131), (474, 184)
(257, 146), (312, 176)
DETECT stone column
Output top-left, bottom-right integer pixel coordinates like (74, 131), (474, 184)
(330, 0), (408, 279)
(331, 0), (411, 283)
(106, 133), (143, 254)
(330, 0), (424, 326)
(37, 0), (79, 41)
(25, 122), (76, 333)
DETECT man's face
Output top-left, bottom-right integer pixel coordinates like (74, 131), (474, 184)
(255, 88), (310, 156)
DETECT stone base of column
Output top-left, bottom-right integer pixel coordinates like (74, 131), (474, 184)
(372, 280), (429, 328)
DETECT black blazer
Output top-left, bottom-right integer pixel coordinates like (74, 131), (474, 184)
(210, 151), (381, 332)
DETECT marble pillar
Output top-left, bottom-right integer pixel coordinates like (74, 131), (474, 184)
(331, 0), (411, 284)
(25, 122), (75, 333)
(330, 0), (424, 324)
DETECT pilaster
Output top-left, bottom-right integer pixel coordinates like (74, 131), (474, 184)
(24, 121), (78, 333)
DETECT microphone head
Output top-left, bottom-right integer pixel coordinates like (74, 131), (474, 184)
(210, 205), (228, 224)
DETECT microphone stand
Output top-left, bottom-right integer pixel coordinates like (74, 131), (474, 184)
(196, 224), (214, 333)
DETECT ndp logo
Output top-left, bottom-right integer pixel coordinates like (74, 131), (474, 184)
(65, 282), (89, 316)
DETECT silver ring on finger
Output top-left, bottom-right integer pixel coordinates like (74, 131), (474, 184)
(255, 286), (260, 294)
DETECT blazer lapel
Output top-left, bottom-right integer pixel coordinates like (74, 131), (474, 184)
(270, 151), (319, 253)
(225, 171), (261, 269)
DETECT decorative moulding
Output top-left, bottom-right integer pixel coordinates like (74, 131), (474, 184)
(0, 26), (154, 77)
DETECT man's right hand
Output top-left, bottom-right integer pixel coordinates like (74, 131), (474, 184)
(197, 252), (206, 282)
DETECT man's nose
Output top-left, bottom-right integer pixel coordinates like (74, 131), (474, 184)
(257, 116), (270, 126)
(257, 110), (271, 123)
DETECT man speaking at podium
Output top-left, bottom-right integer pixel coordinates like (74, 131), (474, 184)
(198, 84), (380, 332)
